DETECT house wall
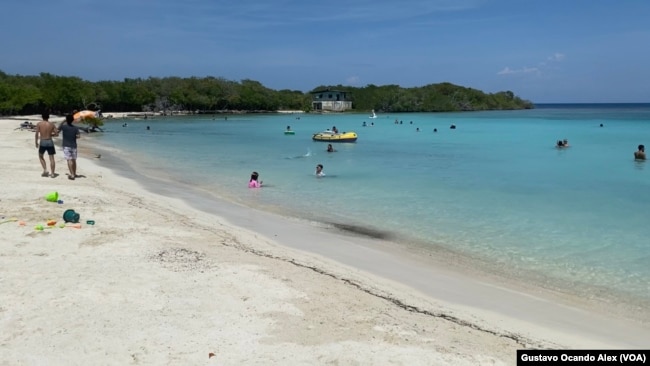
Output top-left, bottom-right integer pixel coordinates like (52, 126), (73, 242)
(312, 101), (353, 112)
(311, 91), (352, 111)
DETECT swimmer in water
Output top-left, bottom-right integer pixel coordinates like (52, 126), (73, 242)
(315, 164), (325, 177)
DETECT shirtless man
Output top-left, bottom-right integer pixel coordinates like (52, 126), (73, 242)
(35, 112), (58, 177)
(634, 144), (646, 160)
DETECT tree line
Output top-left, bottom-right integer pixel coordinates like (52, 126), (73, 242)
(0, 70), (533, 116)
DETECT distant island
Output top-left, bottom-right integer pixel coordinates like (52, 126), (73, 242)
(0, 70), (533, 116)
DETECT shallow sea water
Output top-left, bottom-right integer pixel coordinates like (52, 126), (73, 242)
(95, 104), (650, 302)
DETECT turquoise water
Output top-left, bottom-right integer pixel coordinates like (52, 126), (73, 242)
(96, 105), (650, 302)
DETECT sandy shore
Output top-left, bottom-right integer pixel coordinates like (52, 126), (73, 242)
(1, 116), (649, 365)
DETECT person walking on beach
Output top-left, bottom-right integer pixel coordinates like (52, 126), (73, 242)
(60, 114), (81, 180)
(634, 144), (646, 160)
(35, 112), (58, 177)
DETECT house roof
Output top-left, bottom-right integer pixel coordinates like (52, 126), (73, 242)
(310, 89), (348, 94)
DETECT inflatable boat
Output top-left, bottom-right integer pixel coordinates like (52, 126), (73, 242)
(312, 131), (357, 142)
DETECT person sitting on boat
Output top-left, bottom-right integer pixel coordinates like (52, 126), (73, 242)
(315, 164), (325, 177)
(634, 144), (646, 160)
(286, 125), (291, 131)
(248, 171), (263, 188)
(332, 126), (339, 134)
(327, 144), (336, 153)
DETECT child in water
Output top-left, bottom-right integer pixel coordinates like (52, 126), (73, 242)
(248, 171), (262, 188)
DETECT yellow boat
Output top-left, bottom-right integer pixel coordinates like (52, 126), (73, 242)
(312, 131), (358, 142)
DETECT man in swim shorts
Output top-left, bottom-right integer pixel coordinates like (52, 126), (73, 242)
(60, 114), (81, 179)
(35, 112), (58, 177)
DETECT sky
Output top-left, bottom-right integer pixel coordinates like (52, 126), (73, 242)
(1, 0), (650, 103)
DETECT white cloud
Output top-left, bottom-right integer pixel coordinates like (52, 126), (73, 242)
(346, 75), (361, 85)
(497, 67), (539, 75)
(497, 67), (514, 75)
(498, 52), (564, 76)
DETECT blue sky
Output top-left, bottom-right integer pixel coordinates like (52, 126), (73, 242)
(1, 0), (649, 103)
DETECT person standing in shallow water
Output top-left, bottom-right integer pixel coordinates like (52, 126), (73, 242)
(35, 112), (58, 177)
(60, 114), (81, 180)
(634, 145), (646, 160)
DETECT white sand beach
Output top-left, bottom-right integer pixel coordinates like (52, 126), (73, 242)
(1, 116), (649, 365)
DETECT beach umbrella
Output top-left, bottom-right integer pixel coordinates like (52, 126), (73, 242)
(73, 110), (98, 121)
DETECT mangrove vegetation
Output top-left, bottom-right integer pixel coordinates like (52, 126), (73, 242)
(0, 70), (533, 116)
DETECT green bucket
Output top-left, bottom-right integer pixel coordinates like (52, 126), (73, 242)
(45, 191), (59, 202)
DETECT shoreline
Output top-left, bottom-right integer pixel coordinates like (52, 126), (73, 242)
(91, 113), (650, 316)
(2, 116), (650, 364)
(93, 123), (650, 325)
(95, 144), (650, 342)
(88, 122), (650, 333)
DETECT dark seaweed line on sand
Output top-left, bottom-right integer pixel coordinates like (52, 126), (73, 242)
(220, 236), (555, 349)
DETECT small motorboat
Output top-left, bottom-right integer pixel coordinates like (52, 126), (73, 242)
(284, 130), (295, 135)
(312, 130), (358, 142)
